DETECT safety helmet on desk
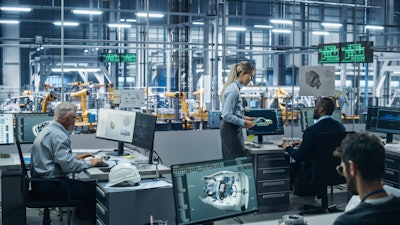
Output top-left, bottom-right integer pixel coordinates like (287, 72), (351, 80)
(105, 163), (141, 187)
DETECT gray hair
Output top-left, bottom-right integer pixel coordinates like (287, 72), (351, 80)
(55, 102), (77, 120)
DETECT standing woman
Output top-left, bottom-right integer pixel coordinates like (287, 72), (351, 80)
(220, 61), (256, 159)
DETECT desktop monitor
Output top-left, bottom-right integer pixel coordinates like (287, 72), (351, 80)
(366, 106), (400, 143)
(244, 109), (284, 143)
(171, 157), (258, 225)
(96, 108), (136, 156)
(15, 113), (54, 144)
(300, 107), (342, 132)
(0, 113), (14, 145)
(132, 112), (157, 164)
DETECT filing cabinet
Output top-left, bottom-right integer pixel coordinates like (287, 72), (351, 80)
(95, 180), (175, 225)
(254, 153), (291, 212)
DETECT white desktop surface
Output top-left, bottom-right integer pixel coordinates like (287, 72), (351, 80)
(245, 141), (284, 154)
(384, 142), (400, 156)
(0, 152), (29, 170)
(239, 212), (342, 225)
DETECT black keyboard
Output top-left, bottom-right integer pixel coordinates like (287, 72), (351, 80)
(96, 162), (109, 167)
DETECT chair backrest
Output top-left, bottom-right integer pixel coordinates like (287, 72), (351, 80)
(16, 138), (28, 176)
(312, 131), (348, 186)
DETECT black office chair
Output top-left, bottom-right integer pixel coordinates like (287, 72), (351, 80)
(299, 131), (350, 215)
(16, 139), (82, 225)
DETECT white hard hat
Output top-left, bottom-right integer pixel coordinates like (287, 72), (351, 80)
(105, 163), (141, 187)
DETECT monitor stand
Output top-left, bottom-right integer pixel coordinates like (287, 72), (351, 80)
(386, 133), (394, 143)
(106, 141), (129, 156)
(256, 135), (273, 144)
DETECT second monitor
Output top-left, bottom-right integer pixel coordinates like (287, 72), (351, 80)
(244, 109), (284, 144)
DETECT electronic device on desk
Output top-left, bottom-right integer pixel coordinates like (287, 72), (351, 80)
(244, 108), (284, 144)
(96, 108), (136, 156)
(0, 113), (14, 158)
(14, 113), (54, 144)
(132, 112), (157, 164)
(171, 157), (258, 225)
(365, 106), (400, 143)
(300, 107), (342, 132)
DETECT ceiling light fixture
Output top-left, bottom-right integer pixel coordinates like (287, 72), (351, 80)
(226, 26), (246, 31)
(365, 25), (384, 30)
(272, 29), (291, 33)
(53, 21), (79, 26)
(52, 68), (101, 73)
(312, 31), (330, 35)
(72, 10), (102, 15)
(107, 23), (132, 28)
(321, 22), (342, 28)
(254, 25), (273, 29)
(270, 19), (293, 25)
(0, 20), (20, 24)
(0, 6), (32, 12)
(136, 12), (164, 18)
(192, 22), (204, 25)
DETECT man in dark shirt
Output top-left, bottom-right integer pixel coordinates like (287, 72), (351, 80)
(280, 97), (346, 195)
(333, 132), (400, 225)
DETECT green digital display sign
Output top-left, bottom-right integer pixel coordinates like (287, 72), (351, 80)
(101, 53), (137, 63)
(101, 53), (120, 63)
(121, 53), (136, 63)
(318, 41), (373, 64)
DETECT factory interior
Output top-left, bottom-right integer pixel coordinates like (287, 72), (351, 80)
(1, 0), (400, 225)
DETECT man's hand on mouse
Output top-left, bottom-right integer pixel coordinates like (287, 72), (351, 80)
(76, 153), (94, 160)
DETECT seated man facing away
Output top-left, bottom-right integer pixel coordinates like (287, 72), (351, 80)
(333, 132), (400, 225)
(31, 102), (103, 224)
(280, 97), (346, 196)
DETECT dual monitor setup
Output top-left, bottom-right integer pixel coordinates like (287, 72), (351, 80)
(0, 109), (157, 164)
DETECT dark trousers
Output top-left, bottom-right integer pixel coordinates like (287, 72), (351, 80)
(32, 178), (96, 224)
(220, 121), (247, 159)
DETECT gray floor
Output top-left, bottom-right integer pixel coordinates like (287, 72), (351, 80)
(14, 185), (349, 225)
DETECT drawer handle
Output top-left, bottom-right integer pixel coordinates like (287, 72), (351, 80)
(96, 186), (106, 198)
(262, 169), (285, 174)
(96, 218), (106, 225)
(385, 170), (395, 176)
(96, 203), (107, 215)
(263, 157), (286, 162)
(263, 181), (285, 186)
(386, 158), (395, 163)
(262, 193), (285, 199)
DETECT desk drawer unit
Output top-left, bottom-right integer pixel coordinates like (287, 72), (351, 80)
(383, 155), (400, 188)
(254, 153), (290, 213)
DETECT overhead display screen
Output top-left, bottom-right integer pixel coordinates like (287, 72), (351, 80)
(101, 53), (137, 63)
(318, 41), (373, 64)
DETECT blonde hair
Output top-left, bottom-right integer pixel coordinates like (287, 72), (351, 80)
(219, 61), (254, 101)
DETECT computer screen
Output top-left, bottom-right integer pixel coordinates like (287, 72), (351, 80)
(366, 106), (400, 143)
(15, 113), (54, 144)
(244, 109), (284, 143)
(0, 113), (14, 145)
(171, 157), (258, 225)
(300, 107), (342, 132)
(96, 108), (136, 156)
(132, 112), (157, 164)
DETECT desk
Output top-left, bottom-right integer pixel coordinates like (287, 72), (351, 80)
(246, 142), (291, 213)
(240, 212), (342, 225)
(84, 150), (170, 180)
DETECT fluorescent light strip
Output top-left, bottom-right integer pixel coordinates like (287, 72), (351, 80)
(0, 7), (32, 12)
(53, 21), (79, 26)
(192, 22), (204, 25)
(365, 25), (384, 30)
(107, 23), (132, 28)
(312, 31), (330, 35)
(136, 12), (164, 18)
(0, 20), (20, 24)
(321, 22), (342, 28)
(254, 25), (273, 29)
(120, 19), (137, 22)
(52, 68), (100, 72)
(226, 26), (246, 31)
(72, 10), (102, 15)
(270, 19), (293, 25)
(393, 71), (400, 75)
(272, 29), (291, 33)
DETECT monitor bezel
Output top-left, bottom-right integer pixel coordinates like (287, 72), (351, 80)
(131, 112), (157, 164)
(14, 112), (54, 144)
(170, 156), (259, 225)
(0, 113), (15, 145)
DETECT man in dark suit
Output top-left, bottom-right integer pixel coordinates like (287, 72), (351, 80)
(280, 97), (346, 196)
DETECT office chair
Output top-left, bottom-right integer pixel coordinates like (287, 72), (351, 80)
(16, 139), (82, 225)
(299, 131), (350, 215)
